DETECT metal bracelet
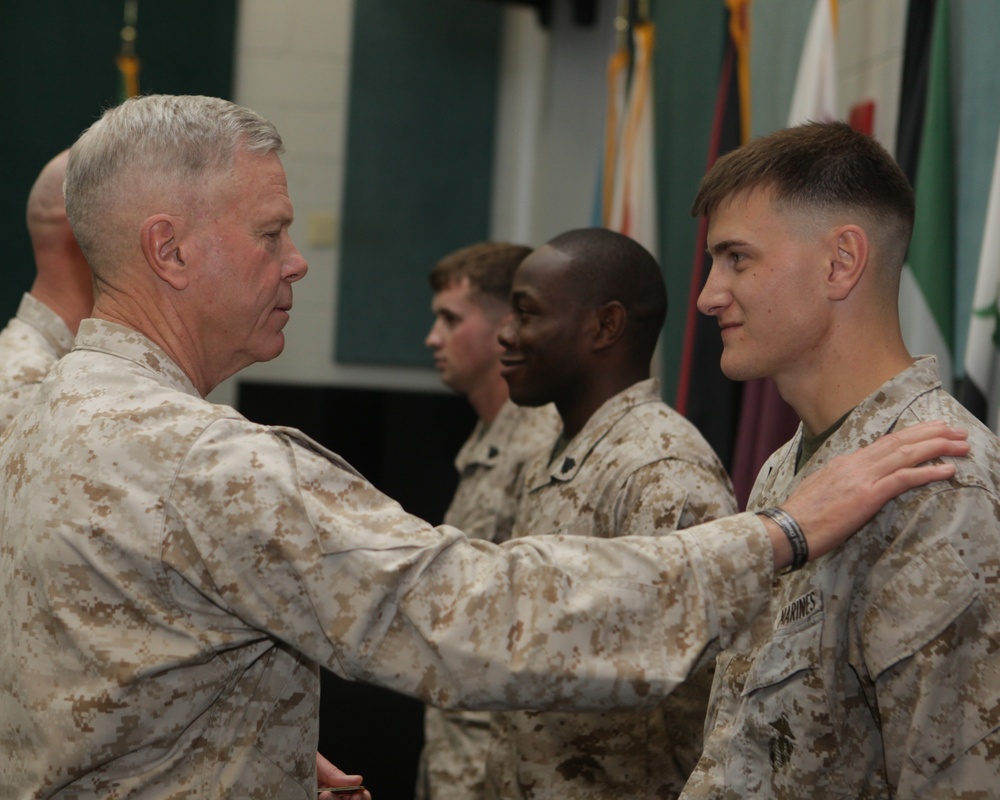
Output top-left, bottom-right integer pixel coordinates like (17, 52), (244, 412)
(758, 506), (809, 573)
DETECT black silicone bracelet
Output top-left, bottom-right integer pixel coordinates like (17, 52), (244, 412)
(758, 506), (809, 573)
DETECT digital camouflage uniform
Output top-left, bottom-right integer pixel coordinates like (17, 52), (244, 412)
(0, 320), (778, 800)
(485, 379), (738, 800)
(682, 357), (1000, 799)
(0, 293), (74, 431)
(441, 400), (560, 545)
(418, 399), (559, 800)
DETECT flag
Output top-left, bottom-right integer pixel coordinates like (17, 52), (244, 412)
(675, 0), (750, 472)
(787, 0), (838, 124)
(598, 31), (630, 228)
(959, 127), (1000, 432)
(896, 0), (955, 390)
(727, 0), (838, 506)
(601, 13), (658, 259)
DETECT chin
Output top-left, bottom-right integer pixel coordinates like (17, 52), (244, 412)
(508, 387), (545, 408)
(256, 335), (286, 364)
(720, 360), (766, 383)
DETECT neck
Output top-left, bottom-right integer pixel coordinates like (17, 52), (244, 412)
(30, 284), (93, 336)
(30, 252), (95, 335)
(92, 290), (221, 398)
(557, 369), (647, 441)
(466, 374), (510, 424)
(777, 321), (912, 435)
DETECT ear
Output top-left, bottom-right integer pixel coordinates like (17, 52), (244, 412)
(140, 216), (189, 290)
(592, 301), (627, 352)
(826, 225), (869, 301)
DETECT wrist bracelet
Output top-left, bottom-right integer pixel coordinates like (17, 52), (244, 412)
(758, 506), (809, 573)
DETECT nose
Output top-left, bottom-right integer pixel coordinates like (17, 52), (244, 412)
(696, 263), (728, 318)
(497, 317), (516, 349)
(284, 239), (309, 283)
(425, 319), (442, 349)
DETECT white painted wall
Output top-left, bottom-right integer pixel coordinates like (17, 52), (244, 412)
(213, 0), (432, 406)
(211, 0), (618, 407)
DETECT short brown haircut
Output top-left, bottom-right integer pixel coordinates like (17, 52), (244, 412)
(691, 121), (915, 272)
(428, 242), (532, 310)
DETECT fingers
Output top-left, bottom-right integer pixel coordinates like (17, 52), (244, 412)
(882, 460), (958, 491)
(853, 422), (967, 497)
(868, 421), (968, 463)
(315, 752), (361, 783)
(316, 785), (367, 792)
(825, 422), (966, 486)
(316, 752), (369, 798)
(780, 421), (969, 562)
(877, 420), (966, 443)
(317, 785), (370, 800)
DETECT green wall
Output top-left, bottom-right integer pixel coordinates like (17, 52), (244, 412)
(334, 0), (502, 366)
(1, 1), (236, 325)
(653, 0), (725, 401)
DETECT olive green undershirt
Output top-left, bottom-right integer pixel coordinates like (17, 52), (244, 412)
(795, 408), (854, 473)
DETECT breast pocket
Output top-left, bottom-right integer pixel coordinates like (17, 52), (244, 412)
(863, 539), (997, 781)
(734, 611), (857, 798)
(741, 615), (827, 760)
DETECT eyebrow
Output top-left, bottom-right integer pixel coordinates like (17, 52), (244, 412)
(260, 208), (295, 229)
(706, 237), (751, 257)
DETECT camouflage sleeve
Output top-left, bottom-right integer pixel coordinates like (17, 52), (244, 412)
(0, 293), (74, 432)
(863, 485), (1000, 796)
(166, 420), (775, 714)
(612, 459), (739, 538)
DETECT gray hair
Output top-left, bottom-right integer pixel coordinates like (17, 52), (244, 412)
(65, 94), (283, 276)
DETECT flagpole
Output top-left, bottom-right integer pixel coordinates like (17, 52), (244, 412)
(117, 0), (140, 101)
(602, 0), (631, 226)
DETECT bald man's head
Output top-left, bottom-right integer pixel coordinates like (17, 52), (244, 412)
(27, 150), (72, 238)
(26, 151), (93, 334)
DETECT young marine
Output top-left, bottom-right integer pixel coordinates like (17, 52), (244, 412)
(684, 121), (1000, 798)
(419, 242), (557, 800)
(486, 227), (737, 799)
